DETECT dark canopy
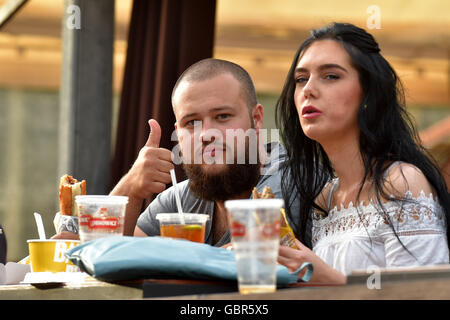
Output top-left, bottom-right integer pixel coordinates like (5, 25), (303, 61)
(110, 0), (216, 193)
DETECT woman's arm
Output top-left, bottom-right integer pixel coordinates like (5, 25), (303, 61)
(278, 239), (347, 284)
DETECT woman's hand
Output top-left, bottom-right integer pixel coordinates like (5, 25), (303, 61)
(278, 239), (347, 285)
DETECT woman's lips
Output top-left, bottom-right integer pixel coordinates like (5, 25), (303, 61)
(302, 105), (322, 119)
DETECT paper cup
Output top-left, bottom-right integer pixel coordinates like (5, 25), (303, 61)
(27, 239), (80, 273)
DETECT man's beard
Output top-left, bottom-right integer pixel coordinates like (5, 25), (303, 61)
(183, 162), (261, 201)
(181, 121), (262, 201)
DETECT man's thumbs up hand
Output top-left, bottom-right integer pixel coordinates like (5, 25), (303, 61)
(145, 119), (162, 148)
(122, 119), (174, 199)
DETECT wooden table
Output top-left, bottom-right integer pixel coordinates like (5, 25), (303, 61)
(0, 276), (142, 300)
(161, 277), (450, 300)
(1, 265), (450, 300)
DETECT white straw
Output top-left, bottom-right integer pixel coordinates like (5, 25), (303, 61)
(170, 169), (185, 224)
(33, 212), (46, 240)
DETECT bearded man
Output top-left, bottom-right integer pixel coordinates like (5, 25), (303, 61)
(54, 58), (305, 247)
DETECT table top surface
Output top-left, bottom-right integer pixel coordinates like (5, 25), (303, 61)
(2, 265), (450, 300)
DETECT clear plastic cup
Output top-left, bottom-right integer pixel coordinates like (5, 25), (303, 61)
(75, 195), (128, 243)
(155, 213), (209, 243)
(225, 198), (284, 295)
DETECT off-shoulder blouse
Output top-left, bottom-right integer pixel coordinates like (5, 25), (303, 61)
(312, 168), (449, 275)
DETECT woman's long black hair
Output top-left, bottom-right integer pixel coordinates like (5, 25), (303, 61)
(275, 22), (450, 249)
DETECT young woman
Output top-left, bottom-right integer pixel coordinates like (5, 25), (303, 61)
(275, 22), (450, 284)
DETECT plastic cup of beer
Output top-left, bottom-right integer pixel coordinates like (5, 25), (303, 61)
(156, 213), (209, 243)
(75, 195), (129, 243)
(225, 198), (283, 295)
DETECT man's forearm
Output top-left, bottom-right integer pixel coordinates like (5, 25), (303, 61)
(122, 197), (144, 236)
(110, 175), (145, 236)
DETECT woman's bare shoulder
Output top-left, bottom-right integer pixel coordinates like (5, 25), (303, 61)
(383, 162), (434, 198)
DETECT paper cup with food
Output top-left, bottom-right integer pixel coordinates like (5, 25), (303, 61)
(27, 239), (80, 272)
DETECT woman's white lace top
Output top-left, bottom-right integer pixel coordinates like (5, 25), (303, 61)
(312, 180), (449, 275)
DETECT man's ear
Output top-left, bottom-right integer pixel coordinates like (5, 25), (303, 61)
(252, 104), (264, 130)
(174, 122), (184, 143)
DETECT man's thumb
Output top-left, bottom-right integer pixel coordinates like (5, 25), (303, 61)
(145, 119), (161, 148)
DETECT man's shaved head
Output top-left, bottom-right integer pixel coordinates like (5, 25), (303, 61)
(172, 58), (257, 112)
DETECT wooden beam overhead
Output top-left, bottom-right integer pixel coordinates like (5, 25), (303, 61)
(0, 0), (28, 29)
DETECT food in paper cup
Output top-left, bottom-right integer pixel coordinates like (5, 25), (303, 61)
(27, 239), (80, 273)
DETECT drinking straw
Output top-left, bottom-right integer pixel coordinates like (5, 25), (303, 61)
(170, 169), (185, 224)
(33, 212), (46, 240)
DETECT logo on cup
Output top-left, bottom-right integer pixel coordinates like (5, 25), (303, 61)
(231, 221), (246, 237)
(53, 241), (78, 263)
(79, 214), (120, 230)
(262, 220), (281, 237)
(79, 214), (91, 226)
(88, 218), (119, 230)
